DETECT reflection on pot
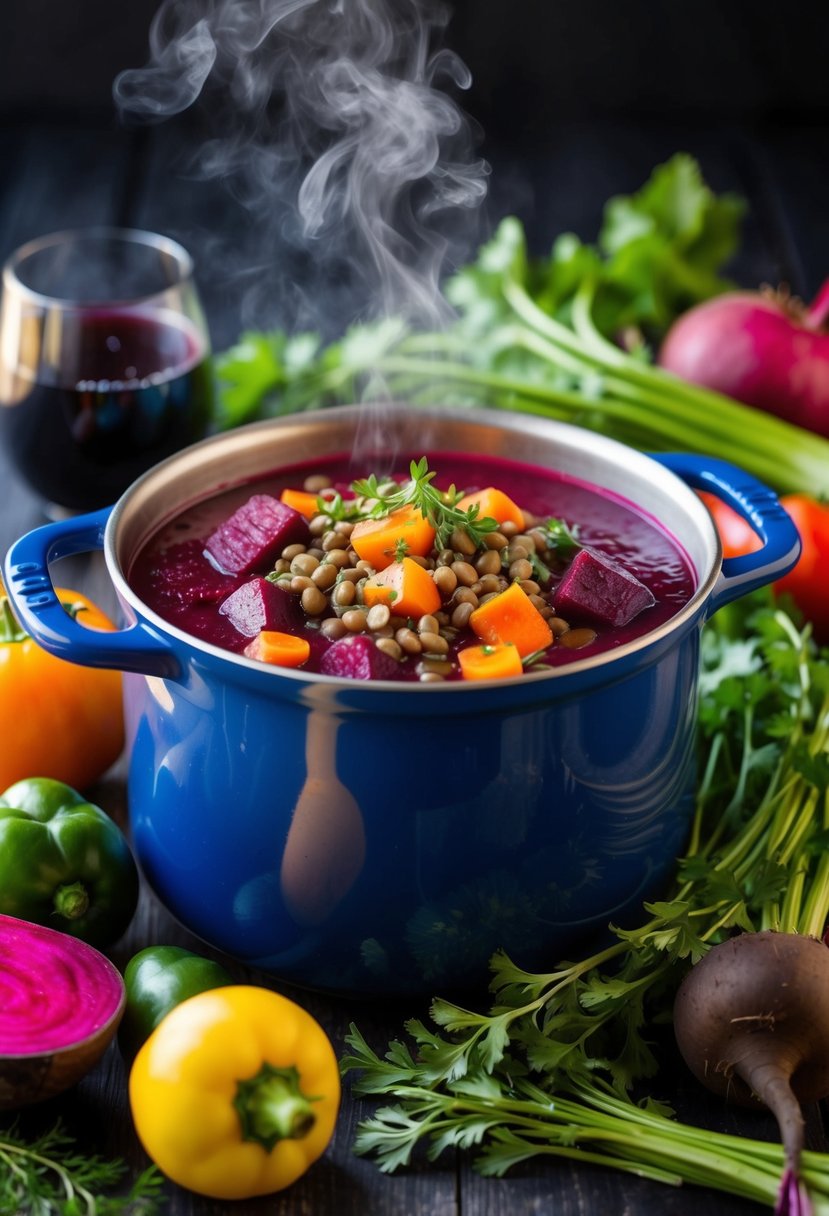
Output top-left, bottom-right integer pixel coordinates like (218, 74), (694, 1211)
(280, 710), (366, 926)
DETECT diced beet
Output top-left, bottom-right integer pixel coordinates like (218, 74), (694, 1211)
(219, 577), (306, 638)
(554, 547), (655, 628)
(144, 539), (238, 609)
(204, 495), (310, 575)
(319, 635), (402, 681)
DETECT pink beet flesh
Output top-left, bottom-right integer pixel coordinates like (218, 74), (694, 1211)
(0, 914), (124, 1054)
(205, 495), (310, 575)
(219, 577), (306, 638)
(554, 547), (655, 627)
(320, 635), (402, 680)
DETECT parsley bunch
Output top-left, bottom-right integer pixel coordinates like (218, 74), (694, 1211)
(341, 593), (829, 1206)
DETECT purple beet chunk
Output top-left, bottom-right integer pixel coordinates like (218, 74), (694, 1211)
(219, 577), (306, 638)
(554, 547), (655, 628)
(205, 495), (310, 575)
(319, 635), (401, 681)
(144, 539), (238, 609)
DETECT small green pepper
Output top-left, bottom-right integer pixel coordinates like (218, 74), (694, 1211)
(119, 945), (233, 1060)
(0, 777), (139, 948)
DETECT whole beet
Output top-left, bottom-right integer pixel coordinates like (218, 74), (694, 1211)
(673, 930), (829, 1185)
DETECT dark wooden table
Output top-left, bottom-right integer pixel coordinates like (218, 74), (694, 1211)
(1, 110), (828, 1214)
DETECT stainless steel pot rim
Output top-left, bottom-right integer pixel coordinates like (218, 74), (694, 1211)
(105, 404), (723, 690)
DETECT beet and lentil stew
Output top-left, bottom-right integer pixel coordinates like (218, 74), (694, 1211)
(128, 451), (696, 681)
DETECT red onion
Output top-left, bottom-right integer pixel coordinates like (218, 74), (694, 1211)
(0, 913), (125, 1109)
(658, 280), (829, 439)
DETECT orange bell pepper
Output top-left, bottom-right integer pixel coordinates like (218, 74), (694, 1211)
(469, 582), (553, 658)
(350, 505), (435, 570)
(363, 557), (441, 618)
(0, 586), (123, 791)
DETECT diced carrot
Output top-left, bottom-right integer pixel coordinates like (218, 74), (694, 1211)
(458, 641), (523, 681)
(363, 556), (441, 618)
(469, 582), (553, 658)
(279, 488), (322, 520)
(456, 486), (525, 530)
(244, 630), (311, 668)
(350, 505), (436, 570)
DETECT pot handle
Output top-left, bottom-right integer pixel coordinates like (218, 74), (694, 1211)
(3, 508), (181, 678)
(651, 453), (801, 615)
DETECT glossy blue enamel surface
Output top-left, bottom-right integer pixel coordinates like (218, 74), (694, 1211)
(3, 412), (799, 995)
(122, 621), (702, 993)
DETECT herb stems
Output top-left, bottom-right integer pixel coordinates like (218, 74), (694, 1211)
(340, 598), (829, 1207)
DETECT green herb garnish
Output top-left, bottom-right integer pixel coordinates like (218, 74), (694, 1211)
(352, 457), (499, 550)
(0, 1119), (163, 1215)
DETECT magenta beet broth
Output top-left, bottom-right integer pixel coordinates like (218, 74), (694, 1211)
(127, 449), (696, 679)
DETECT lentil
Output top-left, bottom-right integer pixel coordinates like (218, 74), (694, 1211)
(395, 627), (422, 655)
(559, 626), (598, 649)
(451, 560), (478, 587)
(342, 608), (369, 632)
(433, 566), (458, 596)
(304, 473), (332, 493)
(366, 604), (392, 631)
(375, 637), (403, 662)
(301, 586), (328, 615)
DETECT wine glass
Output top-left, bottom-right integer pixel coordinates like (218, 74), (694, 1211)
(0, 227), (215, 514)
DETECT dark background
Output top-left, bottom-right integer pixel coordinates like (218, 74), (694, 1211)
(1, 0), (826, 126)
(1, 0), (827, 350)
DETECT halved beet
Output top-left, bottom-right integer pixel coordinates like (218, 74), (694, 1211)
(0, 914), (125, 1109)
(219, 577), (306, 638)
(319, 635), (401, 681)
(554, 547), (655, 628)
(205, 495), (310, 575)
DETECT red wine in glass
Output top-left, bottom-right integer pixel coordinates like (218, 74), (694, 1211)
(0, 228), (215, 513)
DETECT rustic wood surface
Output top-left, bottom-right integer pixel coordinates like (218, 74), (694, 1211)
(1, 113), (828, 1214)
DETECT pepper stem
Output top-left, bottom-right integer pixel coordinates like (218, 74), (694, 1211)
(53, 881), (90, 922)
(233, 1063), (318, 1151)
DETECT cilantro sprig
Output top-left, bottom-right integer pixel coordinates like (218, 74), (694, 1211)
(351, 456), (499, 551)
(341, 594), (829, 1203)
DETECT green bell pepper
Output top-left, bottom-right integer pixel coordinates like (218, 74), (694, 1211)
(0, 777), (139, 948)
(119, 945), (233, 1060)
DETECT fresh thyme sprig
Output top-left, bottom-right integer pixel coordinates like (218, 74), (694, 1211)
(351, 457), (500, 551)
(0, 1119), (163, 1215)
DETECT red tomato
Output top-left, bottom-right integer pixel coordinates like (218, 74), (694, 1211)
(698, 491), (829, 643)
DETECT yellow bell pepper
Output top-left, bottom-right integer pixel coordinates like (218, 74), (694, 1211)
(129, 985), (340, 1199)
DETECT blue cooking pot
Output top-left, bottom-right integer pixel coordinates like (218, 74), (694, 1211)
(3, 406), (799, 995)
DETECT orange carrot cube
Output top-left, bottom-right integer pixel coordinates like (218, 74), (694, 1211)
(244, 630), (311, 668)
(350, 505), (435, 570)
(458, 641), (524, 681)
(363, 557), (441, 618)
(279, 488), (322, 520)
(456, 486), (525, 530)
(469, 582), (553, 658)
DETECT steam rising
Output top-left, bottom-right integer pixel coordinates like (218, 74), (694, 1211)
(115, 0), (489, 333)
